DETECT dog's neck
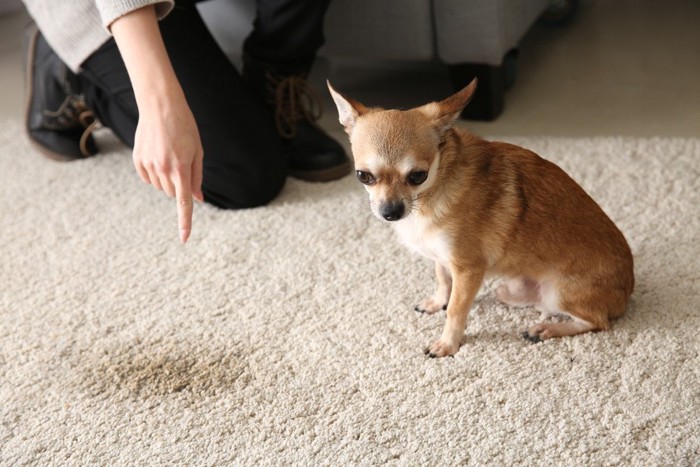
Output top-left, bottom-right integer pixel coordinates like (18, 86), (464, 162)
(414, 127), (482, 218)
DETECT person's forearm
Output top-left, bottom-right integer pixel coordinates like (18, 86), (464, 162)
(110, 5), (185, 112)
(109, 5), (204, 244)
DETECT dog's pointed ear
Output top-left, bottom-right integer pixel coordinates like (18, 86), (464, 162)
(327, 80), (368, 135)
(419, 78), (478, 135)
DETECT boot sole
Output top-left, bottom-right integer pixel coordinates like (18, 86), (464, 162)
(288, 158), (353, 182)
(24, 26), (86, 162)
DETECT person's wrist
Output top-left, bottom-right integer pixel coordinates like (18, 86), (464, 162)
(132, 69), (186, 113)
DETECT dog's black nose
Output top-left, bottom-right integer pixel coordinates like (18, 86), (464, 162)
(381, 202), (405, 221)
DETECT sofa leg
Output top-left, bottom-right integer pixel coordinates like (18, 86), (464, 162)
(448, 50), (517, 121)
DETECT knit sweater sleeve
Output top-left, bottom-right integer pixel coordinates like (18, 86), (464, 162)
(95, 0), (174, 29)
(22, 0), (176, 72)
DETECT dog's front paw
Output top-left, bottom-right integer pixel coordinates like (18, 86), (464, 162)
(424, 339), (458, 358)
(414, 298), (447, 315)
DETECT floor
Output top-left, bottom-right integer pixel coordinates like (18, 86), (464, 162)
(1, 0), (699, 138)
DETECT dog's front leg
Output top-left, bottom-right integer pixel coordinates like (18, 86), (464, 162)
(415, 262), (452, 314)
(426, 267), (484, 358)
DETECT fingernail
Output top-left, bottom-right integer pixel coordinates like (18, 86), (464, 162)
(180, 229), (190, 243)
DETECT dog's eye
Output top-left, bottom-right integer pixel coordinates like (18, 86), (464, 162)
(356, 170), (376, 185)
(407, 171), (428, 186)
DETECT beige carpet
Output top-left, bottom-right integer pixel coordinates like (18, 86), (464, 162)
(1, 120), (699, 465)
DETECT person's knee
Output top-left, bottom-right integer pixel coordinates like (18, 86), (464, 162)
(198, 112), (288, 209)
(201, 161), (287, 210)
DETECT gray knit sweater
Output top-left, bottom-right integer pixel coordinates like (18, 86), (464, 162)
(22, 0), (174, 72)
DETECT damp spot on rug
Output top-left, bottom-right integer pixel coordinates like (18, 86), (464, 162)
(75, 342), (249, 399)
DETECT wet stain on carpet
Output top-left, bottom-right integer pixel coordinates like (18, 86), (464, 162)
(75, 340), (249, 399)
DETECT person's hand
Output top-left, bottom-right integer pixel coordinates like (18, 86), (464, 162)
(132, 90), (204, 243)
(111, 5), (204, 243)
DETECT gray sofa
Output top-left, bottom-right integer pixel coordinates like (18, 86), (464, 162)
(199, 0), (552, 120)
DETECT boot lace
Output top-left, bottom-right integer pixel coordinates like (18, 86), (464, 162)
(267, 72), (323, 139)
(41, 94), (100, 158)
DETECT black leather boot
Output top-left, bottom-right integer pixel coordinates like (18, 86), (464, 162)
(24, 27), (99, 161)
(243, 55), (350, 182)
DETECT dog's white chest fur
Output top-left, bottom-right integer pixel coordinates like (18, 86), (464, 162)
(394, 213), (451, 267)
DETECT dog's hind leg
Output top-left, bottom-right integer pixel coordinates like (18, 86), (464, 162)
(522, 280), (624, 343)
(523, 318), (599, 343)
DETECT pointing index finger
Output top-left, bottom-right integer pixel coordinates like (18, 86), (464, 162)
(175, 171), (193, 244)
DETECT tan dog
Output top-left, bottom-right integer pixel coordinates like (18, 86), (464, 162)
(328, 79), (634, 358)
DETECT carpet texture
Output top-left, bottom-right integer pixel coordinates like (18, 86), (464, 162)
(1, 120), (699, 465)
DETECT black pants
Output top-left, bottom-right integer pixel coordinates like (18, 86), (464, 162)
(79, 0), (331, 209)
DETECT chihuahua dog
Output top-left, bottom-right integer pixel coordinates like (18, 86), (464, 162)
(328, 79), (634, 358)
